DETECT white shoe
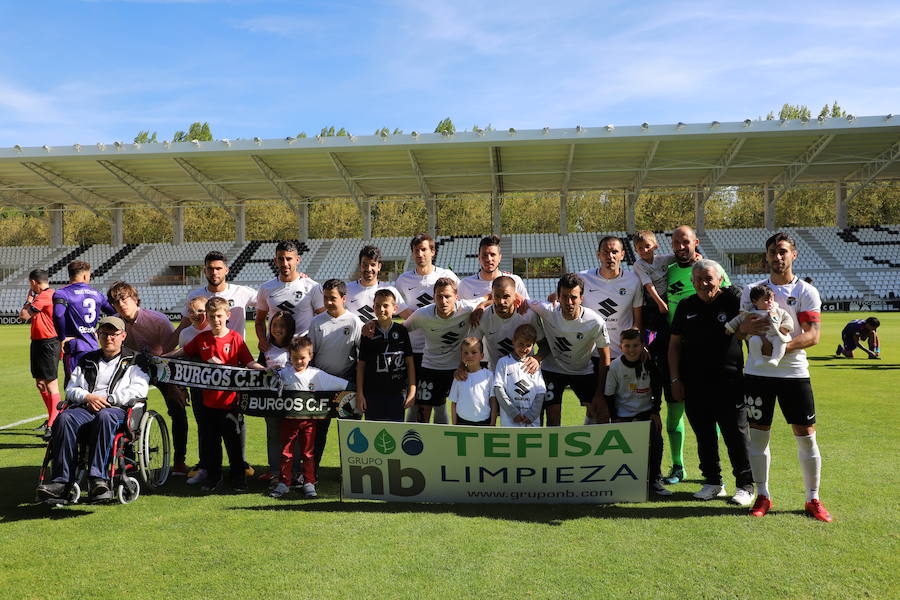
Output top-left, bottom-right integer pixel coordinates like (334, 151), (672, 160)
(729, 488), (754, 507)
(301, 482), (318, 499)
(693, 484), (727, 500)
(269, 482), (289, 498)
(186, 468), (208, 485)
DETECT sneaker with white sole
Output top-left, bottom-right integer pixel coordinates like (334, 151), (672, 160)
(269, 482), (289, 498)
(693, 484), (727, 500)
(729, 487), (754, 506)
(186, 468), (208, 485)
(301, 482), (317, 499)
(651, 479), (673, 497)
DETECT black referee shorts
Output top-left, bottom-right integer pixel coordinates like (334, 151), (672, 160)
(30, 338), (60, 381)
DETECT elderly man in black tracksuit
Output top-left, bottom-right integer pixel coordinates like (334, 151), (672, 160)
(36, 316), (150, 502)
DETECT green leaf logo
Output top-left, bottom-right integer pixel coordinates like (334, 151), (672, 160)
(374, 429), (396, 455)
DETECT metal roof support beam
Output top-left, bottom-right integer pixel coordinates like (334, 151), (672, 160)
(96, 160), (175, 222)
(20, 162), (113, 223)
(50, 204), (64, 246)
(697, 138), (746, 203)
(408, 150), (436, 237)
(559, 144), (576, 235)
(329, 152), (372, 239)
(173, 205), (184, 245)
(251, 155), (310, 241)
(843, 137), (900, 205)
(235, 201), (246, 244)
(0, 181), (46, 218)
(631, 140), (660, 199)
(490, 147), (503, 235)
(835, 181), (848, 229)
(111, 203), (124, 245)
(764, 185), (776, 230)
(172, 157), (238, 218)
(770, 135), (835, 204)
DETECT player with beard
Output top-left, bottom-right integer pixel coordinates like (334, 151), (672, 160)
(457, 235), (529, 301)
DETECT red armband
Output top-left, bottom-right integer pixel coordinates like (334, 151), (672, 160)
(796, 310), (820, 324)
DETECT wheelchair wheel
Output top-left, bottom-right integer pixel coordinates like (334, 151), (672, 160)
(116, 476), (140, 504)
(138, 410), (171, 489)
(68, 482), (81, 505)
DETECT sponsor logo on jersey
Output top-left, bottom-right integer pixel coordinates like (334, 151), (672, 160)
(497, 338), (514, 357)
(597, 298), (619, 318)
(276, 300), (296, 313)
(554, 337), (573, 352)
(356, 305), (376, 323)
(668, 281), (686, 296)
(514, 379), (531, 396)
(416, 293), (433, 307)
(440, 331), (461, 345)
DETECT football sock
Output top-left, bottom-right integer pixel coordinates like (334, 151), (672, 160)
(748, 428), (771, 499)
(48, 392), (61, 426)
(666, 402), (685, 468)
(795, 432), (821, 502)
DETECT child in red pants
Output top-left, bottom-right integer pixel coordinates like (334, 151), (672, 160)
(270, 335), (349, 499)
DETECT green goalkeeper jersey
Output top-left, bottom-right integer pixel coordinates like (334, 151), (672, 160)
(665, 262), (732, 324)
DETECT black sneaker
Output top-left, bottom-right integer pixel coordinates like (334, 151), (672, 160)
(36, 481), (66, 500)
(32, 420), (48, 433)
(201, 476), (223, 492)
(41, 427), (53, 442)
(231, 474), (248, 492)
(89, 478), (112, 501)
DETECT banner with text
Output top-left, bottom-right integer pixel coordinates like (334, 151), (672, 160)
(338, 421), (649, 504)
(149, 357), (281, 392)
(237, 390), (359, 419)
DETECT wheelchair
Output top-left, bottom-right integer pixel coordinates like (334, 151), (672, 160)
(36, 399), (172, 505)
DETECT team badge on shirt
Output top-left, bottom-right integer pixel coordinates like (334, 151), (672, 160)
(619, 288), (627, 296)
(717, 313), (727, 322)
(787, 296), (797, 306)
(223, 344), (231, 353)
(343, 327), (351, 335)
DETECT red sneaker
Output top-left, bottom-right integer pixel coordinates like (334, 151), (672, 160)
(171, 462), (189, 476)
(749, 495), (772, 517)
(804, 499), (833, 522)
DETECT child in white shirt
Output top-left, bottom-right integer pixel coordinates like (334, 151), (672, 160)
(449, 338), (496, 426)
(725, 284), (794, 367)
(492, 324), (546, 427)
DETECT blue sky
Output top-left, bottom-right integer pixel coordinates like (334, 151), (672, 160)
(0, 0), (898, 146)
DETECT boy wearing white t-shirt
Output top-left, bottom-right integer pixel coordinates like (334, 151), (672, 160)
(449, 338), (496, 426)
(604, 329), (669, 496)
(493, 324), (546, 427)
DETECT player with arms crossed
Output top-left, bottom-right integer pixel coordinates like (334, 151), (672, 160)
(738, 232), (832, 522)
(528, 273), (611, 426)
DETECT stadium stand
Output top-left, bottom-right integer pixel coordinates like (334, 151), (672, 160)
(0, 226), (897, 314)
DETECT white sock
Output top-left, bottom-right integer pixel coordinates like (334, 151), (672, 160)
(432, 404), (449, 424)
(748, 428), (771, 499)
(795, 432), (821, 502)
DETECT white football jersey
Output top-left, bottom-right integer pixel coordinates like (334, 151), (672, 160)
(579, 268), (642, 357)
(394, 266), (459, 353)
(457, 271), (530, 301)
(529, 301), (609, 375)
(308, 310), (361, 380)
(341, 280), (408, 324)
(740, 277), (821, 379)
(493, 354), (546, 427)
(448, 368), (494, 422)
(471, 306), (543, 369)
(632, 254), (676, 295)
(604, 357), (653, 418)
(183, 283), (256, 338)
(256, 276), (320, 337)
(404, 300), (479, 370)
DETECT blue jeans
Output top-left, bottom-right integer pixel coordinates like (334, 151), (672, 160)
(51, 405), (126, 482)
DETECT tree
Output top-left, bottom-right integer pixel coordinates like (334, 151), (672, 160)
(134, 130), (158, 144)
(434, 118), (455, 135)
(778, 104), (812, 120)
(172, 122), (213, 143)
(318, 126), (349, 137)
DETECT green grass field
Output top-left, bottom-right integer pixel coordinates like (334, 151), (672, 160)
(1, 314), (897, 599)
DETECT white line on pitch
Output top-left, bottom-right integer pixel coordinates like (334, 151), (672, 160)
(0, 415), (46, 430)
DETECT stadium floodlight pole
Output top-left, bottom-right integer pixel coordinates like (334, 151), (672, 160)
(20, 162), (113, 224)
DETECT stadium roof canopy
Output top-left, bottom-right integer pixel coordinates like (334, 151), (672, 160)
(0, 114), (898, 243)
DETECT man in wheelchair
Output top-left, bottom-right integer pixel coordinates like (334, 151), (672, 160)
(36, 315), (150, 502)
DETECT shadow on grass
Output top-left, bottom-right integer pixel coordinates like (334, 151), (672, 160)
(0, 466), (94, 524)
(808, 356), (898, 369)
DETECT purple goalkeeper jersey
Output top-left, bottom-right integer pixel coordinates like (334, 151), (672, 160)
(52, 282), (116, 356)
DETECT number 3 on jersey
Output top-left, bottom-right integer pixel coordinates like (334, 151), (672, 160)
(82, 298), (97, 323)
